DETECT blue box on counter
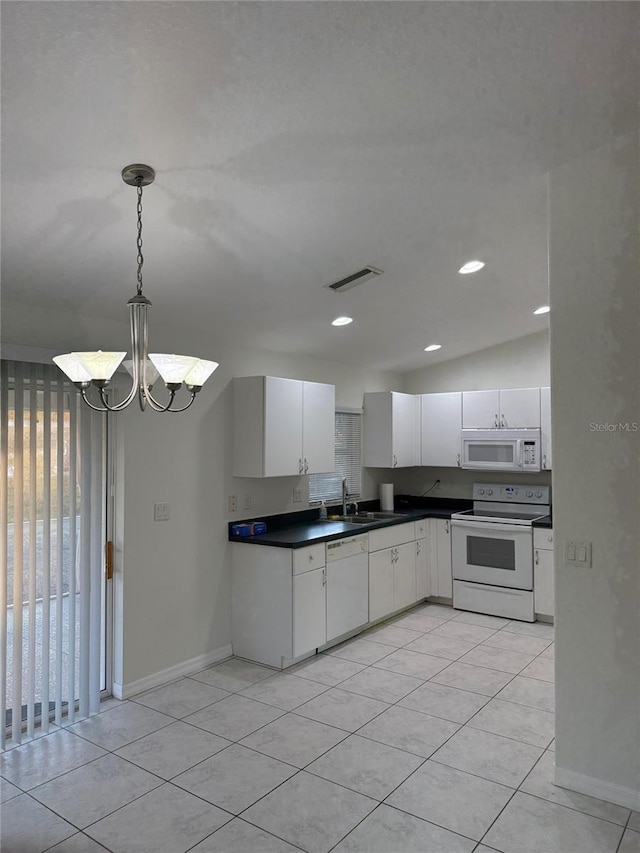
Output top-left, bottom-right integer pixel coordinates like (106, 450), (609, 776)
(231, 521), (267, 537)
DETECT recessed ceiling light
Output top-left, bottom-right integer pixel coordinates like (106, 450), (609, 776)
(424, 344), (442, 352)
(533, 305), (550, 315)
(458, 260), (485, 275)
(331, 316), (354, 327)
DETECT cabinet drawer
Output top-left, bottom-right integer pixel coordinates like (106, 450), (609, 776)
(414, 519), (428, 540)
(293, 543), (326, 574)
(534, 528), (554, 550)
(369, 522), (416, 553)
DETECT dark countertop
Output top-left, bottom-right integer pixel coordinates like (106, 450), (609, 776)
(229, 497), (472, 549)
(532, 514), (553, 528)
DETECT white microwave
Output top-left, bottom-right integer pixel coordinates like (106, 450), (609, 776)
(461, 429), (541, 472)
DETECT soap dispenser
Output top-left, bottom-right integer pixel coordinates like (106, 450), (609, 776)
(319, 500), (328, 520)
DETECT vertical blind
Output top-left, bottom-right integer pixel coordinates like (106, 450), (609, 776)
(309, 410), (362, 503)
(0, 360), (105, 746)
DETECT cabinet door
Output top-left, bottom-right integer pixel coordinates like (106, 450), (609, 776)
(394, 542), (417, 610)
(392, 393), (419, 467)
(326, 552), (369, 642)
(416, 537), (430, 601)
(540, 386), (552, 469)
(499, 387), (541, 429)
(435, 518), (453, 598)
(264, 377), (303, 476)
(293, 567), (326, 657)
(420, 393), (462, 467)
(303, 381), (336, 474)
(462, 390), (500, 429)
(534, 548), (554, 617)
(369, 549), (394, 621)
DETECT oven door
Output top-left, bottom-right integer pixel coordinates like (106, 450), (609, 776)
(451, 520), (533, 590)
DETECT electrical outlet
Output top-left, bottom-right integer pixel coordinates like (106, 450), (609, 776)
(242, 493), (252, 510)
(228, 495), (237, 513)
(154, 502), (170, 522)
(293, 488), (303, 503)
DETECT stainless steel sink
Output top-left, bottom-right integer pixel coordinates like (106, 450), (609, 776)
(334, 512), (408, 523)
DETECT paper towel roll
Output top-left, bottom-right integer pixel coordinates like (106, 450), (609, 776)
(380, 483), (394, 512)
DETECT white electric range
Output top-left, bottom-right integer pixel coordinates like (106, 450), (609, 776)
(450, 483), (550, 622)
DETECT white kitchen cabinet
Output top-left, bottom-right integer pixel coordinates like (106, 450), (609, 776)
(540, 386), (552, 469)
(432, 517), (453, 599)
(462, 390), (500, 429)
(369, 548), (395, 622)
(414, 519), (430, 601)
(534, 527), (554, 619)
(420, 392), (462, 467)
(233, 376), (335, 477)
(462, 387), (541, 430)
(363, 392), (418, 468)
(499, 387), (541, 429)
(293, 568), (326, 657)
(368, 521), (418, 620)
(394, 542), (418, 610)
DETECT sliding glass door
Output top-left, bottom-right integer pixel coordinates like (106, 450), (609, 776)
(0, 360), (108, 745)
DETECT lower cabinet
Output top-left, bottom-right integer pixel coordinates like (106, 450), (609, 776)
(368, 522), (424, 622)
(433, 518), (453, 599)
(534, 528), (554, 619)
(232, 514), (454, 668)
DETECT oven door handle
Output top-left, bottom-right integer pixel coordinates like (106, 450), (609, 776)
(451, 520), (530, 535)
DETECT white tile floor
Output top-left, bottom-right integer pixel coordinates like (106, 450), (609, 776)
(2, 602), (639, 853)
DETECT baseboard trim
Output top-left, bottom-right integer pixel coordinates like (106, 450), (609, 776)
(112, 644), (233, 700)
(554, 765), (640, 811)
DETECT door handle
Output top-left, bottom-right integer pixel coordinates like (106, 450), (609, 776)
(543, 454), (547, 469)
(535, 550), (539, 565)
(500, 415), (506, 428)
(445, 520), (449, 534)
(393, 454), (397, 467)
(494, 414), (499, 427)
(304, 458), (309, 473)
(456, 453), (461, 467)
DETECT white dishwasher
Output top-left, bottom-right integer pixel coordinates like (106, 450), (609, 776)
(325, 534), (369, 642)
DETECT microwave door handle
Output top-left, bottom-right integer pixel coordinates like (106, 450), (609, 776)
(516, 439), (524, 469)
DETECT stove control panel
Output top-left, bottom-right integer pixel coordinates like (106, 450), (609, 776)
(472, 483), (550, 504)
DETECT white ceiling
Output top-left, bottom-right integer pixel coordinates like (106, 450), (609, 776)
(2, 2), (637, 372)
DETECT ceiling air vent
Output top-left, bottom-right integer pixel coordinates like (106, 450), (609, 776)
(325, 266), (383, 293)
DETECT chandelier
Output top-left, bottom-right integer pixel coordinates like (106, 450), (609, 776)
(53, 164), (218, 412)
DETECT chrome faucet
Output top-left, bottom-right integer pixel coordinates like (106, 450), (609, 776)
(342, 477), (348, 516)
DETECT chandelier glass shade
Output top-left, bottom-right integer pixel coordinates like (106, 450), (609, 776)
(53, 164), (218, 413)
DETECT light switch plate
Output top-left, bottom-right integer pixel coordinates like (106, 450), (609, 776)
(566, 539), (592, 567)
(154, 502), (170, 522)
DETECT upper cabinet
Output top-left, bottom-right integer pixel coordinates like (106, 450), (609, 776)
(540, 386), (551, 470)
(420, 392), (462, 468)
(233, 376), (335, 477)
(462, 387), (541, 429)
(363, 392), (418, 468)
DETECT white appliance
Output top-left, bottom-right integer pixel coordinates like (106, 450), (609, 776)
(325, 534), (369, 641)
(451, 483), (550, 621)
(461, 428), (541, 472)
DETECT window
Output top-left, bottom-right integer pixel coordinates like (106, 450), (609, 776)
(309, 409), (361, 503)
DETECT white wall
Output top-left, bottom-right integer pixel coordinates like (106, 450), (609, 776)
(403, 330), (550, 395)
(549, 133), (640, 807)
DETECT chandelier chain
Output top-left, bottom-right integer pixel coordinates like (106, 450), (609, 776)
(136, 181), (144, 296)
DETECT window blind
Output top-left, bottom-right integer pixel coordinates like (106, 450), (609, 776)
(0, 360), (106, 746)
(309, 410), (362, 503)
